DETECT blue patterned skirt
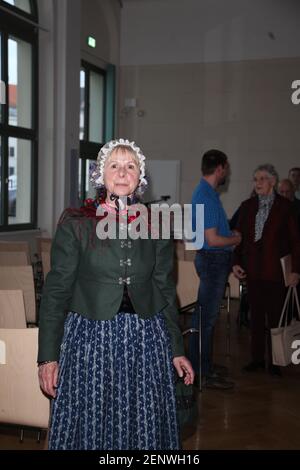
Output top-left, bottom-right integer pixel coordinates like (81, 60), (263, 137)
(48, 312), (180, 450)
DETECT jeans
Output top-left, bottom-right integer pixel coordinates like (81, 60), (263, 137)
(189, 250), (231, 377)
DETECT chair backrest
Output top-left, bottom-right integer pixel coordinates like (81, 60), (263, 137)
(0, 290), (27, 328)
(0, 266), (36, 324)
(0, 251), (29, 266)
(36, 237), (52, 254)
(0, 328), (50, 428)
(175, 260), (199, 308)
(174, 241), (185, 260)
(174, 241), (196, 262)
(184, 249), (196, 262)
(0, 241), (30, 265)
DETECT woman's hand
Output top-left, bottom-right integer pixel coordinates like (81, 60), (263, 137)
(232, 264), (247, 279)
(38, 361), (59, 398)
(173, 356), (195, 385)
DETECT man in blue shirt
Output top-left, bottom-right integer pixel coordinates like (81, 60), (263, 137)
(190, 149), (241, 389)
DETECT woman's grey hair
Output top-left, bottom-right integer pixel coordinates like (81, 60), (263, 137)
(253, 164), (279, 183)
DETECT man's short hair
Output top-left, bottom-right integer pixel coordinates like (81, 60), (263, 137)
(201, 149), (228, 176)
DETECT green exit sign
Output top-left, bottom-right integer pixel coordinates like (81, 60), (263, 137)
(87, 36), (96, 48)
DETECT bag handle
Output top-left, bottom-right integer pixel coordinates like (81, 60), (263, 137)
(278, 286), (292, 328)
(278, 286), (300, 328)
(292, 286), (300, 321)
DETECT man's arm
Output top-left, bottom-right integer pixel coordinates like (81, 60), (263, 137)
(205, 227), (241, 248)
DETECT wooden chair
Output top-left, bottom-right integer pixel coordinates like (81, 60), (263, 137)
(221, 274), (243, 355)
(36, 237), (52, 255)
(0, 241), (30, 265)
(0, 266), (36, 324)
(0, 328), (50, 431)
(174, 240), (185, 260)
(0, 251), (29, 266)
(175, 260), (199, 314)
(175, 260), (202, 390)
(0, 290), (27, 328)
(183, 248), (196, 262)
(174, 240), (196, 262)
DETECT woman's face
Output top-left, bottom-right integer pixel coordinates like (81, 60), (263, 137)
(253, 170), (276, 196)
(104, 148), (140, 198)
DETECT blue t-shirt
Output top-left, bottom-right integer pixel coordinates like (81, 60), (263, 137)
(192, 178), (232, 251)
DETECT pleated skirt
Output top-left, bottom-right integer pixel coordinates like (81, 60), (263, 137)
(48, 311), (180, 450)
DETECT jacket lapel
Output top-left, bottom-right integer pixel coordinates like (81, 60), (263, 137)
(259, 194), (280, 239)
(248, 197), (258, 243)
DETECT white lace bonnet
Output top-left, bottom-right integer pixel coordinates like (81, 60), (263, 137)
(90, 138), (147, 193)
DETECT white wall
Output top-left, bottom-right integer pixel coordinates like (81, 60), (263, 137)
(121, 0), (300, 65)
(119, 0), (300, 215)
(38, 0), (121, 236)
(81, 0), (120, 67)
(38, 0), (81, 236)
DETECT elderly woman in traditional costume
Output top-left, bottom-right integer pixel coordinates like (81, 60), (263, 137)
(38, 138), (194, 450)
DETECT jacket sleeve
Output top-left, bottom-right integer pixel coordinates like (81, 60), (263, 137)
(38, 216), (80, 362)
(287, 206), (300, 274)
(232, 202), (246, 268)
(153, 238), (185, 357)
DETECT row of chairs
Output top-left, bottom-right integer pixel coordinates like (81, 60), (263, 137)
(0, 239), (52, 327)
(0, 238), (51, 274)
(0, 239), (52, 442)
(0, 268), (36, 325)
(0, 290), (27, 329)
(0, 328), (50, 432)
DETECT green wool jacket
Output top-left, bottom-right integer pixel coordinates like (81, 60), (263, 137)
(37, 212), (184, 362)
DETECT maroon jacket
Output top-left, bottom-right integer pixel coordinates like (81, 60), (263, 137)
(233, 193), (300, 282)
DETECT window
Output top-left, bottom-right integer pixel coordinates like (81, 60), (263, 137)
(79, 61), (115, 202)
(0, 0), (38, 230)
(1, 0), (37, 18)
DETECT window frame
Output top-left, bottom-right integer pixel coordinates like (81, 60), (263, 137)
(0, 3), (38, 231)
(79, 60), (106, 202)
(0, 0), (38, 22)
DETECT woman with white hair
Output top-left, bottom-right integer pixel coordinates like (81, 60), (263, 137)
(38, 139), (194, 450)
(233, 164), (300, 376)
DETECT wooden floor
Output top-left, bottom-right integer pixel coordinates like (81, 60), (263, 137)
(182, 301), (300, 450)
(1, 300), (299, 450)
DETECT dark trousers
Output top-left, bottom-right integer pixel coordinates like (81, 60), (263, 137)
(189, 250), (231, 377)
(247, 280), (286, 363)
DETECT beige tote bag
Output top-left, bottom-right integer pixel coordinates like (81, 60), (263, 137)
(271, 286), (300, 366)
